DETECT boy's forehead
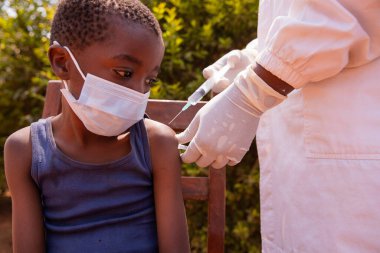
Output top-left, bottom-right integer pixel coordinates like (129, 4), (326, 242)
(105, 17), (163, 45)
(82, 18), (164, 63)
(97, 17), (160, 47)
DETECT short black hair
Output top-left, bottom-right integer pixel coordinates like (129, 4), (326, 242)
(50, 0), (162, 50)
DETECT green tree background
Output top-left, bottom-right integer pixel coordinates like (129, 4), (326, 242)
(0, 0), (261, 252)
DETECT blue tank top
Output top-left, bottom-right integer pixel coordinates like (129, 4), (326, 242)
(30, 118), (158, 253)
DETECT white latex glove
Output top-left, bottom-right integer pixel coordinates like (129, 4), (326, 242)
(203, 39), (258, 93)
(176, 64), (285, 169)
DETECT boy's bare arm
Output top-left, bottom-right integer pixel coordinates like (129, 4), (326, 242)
(4, 127), (45, 253)
(146, 120), (190, 253)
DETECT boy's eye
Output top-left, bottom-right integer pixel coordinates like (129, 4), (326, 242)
(146, 78), (158, 87)
(114, 69), (133, 79)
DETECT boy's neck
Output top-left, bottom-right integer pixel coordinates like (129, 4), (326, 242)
(51, 111), (133, 164)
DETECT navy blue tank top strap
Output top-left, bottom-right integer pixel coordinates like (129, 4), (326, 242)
(30, 118), (52, 185)
(131, 118), (153, 175)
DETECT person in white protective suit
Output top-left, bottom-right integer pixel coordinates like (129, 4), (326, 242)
(176, 0), (380, 252)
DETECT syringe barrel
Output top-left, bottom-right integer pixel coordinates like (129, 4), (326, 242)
(186, 64), (230, 106)
(187, 88), (206, 105)
(187, 78), (213, 105)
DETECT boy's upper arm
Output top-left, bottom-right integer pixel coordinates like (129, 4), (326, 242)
(4, 127), (45, 252)
(145, 119), (190, 253)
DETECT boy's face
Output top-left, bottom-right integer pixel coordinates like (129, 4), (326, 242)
(66, 17), (165, 98)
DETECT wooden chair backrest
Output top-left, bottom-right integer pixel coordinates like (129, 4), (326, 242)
(42, 80), (226, 253)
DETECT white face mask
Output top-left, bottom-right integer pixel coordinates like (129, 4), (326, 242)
(54, 41), (150, 137)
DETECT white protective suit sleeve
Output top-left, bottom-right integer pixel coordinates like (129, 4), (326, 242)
(257, 0), (380, 88)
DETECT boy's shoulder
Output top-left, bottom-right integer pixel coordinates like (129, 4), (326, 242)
(4, 126), (33, 172)
(144, 118), (177, 147)
(143, 118), (181, 173)
(5, 126), (32, 151)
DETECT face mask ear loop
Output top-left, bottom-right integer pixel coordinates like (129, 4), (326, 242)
(62, 46), (86, 81)
(62, 80), (69, 90)
(52, 41), (86, 81)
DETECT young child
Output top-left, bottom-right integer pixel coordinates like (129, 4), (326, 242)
(4, 0), (190, 252)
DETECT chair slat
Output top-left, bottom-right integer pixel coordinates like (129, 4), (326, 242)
(146, 99), (206, 131)
(181, 177), (208, 201)
(42, 80), (62, 118)
(207, 167), (226, 253)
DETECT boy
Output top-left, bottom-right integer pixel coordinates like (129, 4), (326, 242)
(4, 0), (190, 252)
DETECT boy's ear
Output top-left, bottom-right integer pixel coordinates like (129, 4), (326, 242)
(48, 45), (70, 80)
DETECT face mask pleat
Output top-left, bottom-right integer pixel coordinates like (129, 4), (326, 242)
(85, 74), (150, 98)
(79, 75), (149, 104)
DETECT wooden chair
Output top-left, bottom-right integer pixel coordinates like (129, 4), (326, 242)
(42, 80), (226, 253)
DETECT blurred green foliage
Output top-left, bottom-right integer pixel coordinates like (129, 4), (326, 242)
(145, 0), (259, 101)
(0, 0), (56, 194)
(0, 0), (260, 252)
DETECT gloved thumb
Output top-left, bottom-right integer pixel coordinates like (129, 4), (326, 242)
(202, 65), (218, 80)
(181, 140), (201, 164)
(175, 114), (200, 144)
(209, 155), (229, 169)
(226, 51), (240, 67)
(202, 50), (241, 80)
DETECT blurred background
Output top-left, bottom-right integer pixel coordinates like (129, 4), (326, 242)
(0, 0), (261, 252)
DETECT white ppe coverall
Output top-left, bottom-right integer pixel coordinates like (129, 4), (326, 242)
(255, 0), (380, 252)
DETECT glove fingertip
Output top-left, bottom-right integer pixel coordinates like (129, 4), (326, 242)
(175, 132), (187, 144)
(211, 156), (228, 169)
(227, 160), (239, 167)
(227, 51), (241, 66)
(211, 163), (225, 169)
(203, 67), (215, 79)
(175, 130), (192, 144)
(181, 147), (200, 164)
(195, 155), (215, 168)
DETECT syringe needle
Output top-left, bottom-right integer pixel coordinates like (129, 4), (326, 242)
(168, 110), (183, 125)
(169, 64), (231, 126)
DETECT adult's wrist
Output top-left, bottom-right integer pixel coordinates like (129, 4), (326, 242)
(233, 65), (286, 114)
(253, 63), (294, 96)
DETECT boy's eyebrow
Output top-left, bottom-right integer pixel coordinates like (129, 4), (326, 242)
(112, 54), (161, 72)
(112, 54), (142, 65)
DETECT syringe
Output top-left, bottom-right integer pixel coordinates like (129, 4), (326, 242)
(168, 64), (232, 125)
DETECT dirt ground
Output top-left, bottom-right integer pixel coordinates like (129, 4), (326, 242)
(0, 194), (12, 253)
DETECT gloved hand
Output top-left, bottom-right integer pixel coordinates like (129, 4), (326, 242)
(203, 39), (258, 93)
(176, 64), (286, 169)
